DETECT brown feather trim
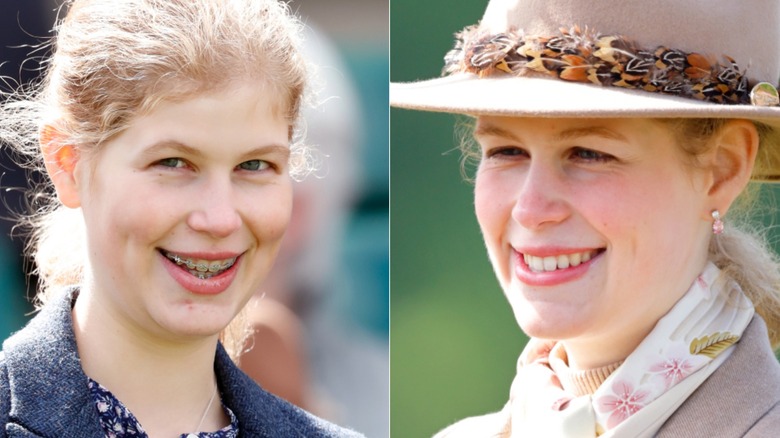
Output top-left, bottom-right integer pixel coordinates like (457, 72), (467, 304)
(443, 25), (758, 105)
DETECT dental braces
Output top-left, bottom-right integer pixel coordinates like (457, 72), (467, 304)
(167, 254), (235, 273)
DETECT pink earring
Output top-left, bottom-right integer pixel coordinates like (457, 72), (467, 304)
(711, 210), (724, 235)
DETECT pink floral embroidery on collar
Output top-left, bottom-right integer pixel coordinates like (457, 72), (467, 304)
(649, 343), (709, 389)
(595, 380), (651, 429)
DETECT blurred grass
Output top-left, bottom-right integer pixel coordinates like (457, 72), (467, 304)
(390, 108), (527, 436)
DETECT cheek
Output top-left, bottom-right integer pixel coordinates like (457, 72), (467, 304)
(573, 182), (647, 237)
(245, 183), (293, 245)
(474, 175), (506, 240)
(574, 170), (702, 263)
(474, 172), (514, 244)
(82, 179), (158, 241)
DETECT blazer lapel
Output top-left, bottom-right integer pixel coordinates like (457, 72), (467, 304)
(3, 288), (104, 438)
(214, 344), (295, 437)
(657, 315), (780, 436)
(215, 344), (328, 437)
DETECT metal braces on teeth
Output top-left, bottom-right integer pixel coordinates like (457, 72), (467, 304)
(167, 253), (235, 273)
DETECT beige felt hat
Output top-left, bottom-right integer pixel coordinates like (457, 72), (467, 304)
(391, 0), (780, 179)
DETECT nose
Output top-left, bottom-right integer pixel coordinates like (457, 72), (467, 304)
(511, 161), (570, 230)
(187, 179), (242, 238)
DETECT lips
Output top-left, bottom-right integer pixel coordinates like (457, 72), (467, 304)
(160, 249), (237, 280)
(158, 249), (242, 295)
(513, 247), (604, 286)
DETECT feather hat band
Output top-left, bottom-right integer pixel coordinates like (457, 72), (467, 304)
(390, 0), (780, 180)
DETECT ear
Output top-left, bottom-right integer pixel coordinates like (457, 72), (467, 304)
(705, 119), (759, 216)
(40, 123), (82, 208)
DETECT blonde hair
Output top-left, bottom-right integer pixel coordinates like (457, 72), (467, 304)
(1, 0), (310, 359)
(664, 119), (780, 349)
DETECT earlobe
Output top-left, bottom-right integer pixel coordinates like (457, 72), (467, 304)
(41, 124), (82, 208)
(706, 119), (758, 215)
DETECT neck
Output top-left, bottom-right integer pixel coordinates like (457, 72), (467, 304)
(561, 325), (652, 371)
(72, 287), (228, 435)
(549, 343), (622, 396)
(563, 255), (710, 370)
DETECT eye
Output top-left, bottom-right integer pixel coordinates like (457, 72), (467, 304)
(236, 159), (270, 171)
(156, 157), (188, 168)
(484, 146), (528, 159)
(570, 147), (615, 163)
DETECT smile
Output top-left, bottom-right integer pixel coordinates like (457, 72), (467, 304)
(160, 250), (237, 280)
(522, 250), (602, 273)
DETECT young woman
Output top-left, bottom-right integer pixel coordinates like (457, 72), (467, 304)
(0, 0), (363, 436)
(392, 0), (780, 436)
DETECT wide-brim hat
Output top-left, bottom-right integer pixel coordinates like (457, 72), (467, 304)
(390, 0), (780, 180)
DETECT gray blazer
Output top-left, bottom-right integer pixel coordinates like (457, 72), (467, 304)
(0, 288), (364, 437)
(656, 315), (780, 437)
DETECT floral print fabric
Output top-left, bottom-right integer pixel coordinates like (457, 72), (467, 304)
(88, 378), (239, 438)
(508, 262), (755, 437)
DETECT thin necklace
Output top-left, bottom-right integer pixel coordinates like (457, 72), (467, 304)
(186, 382), (218, 438)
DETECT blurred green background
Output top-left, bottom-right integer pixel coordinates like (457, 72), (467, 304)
(390, 1), (526, 437)
(390, 1), (780, 437)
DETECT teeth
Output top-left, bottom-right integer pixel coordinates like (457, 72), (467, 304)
(162, 251), (238, 278)
(529, 255), (544, 272)
(523, 250), (598, 273)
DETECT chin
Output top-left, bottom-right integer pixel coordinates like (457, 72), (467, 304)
(510, 301), (595, 341)
(518, 319), (576, 341)
(156, 301), (243, 340)
(167, 318), (234, 340)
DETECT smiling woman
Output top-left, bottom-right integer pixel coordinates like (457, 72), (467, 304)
(0, 0), (363, 437)
(61, 84), (292, 340)
(392, 0), (780, 436)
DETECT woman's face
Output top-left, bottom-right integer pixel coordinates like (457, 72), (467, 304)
(474, 117), (713, 360)
(75, 82), (292, 340)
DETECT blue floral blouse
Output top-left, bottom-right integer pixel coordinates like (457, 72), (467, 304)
(88, 378), (239, 438)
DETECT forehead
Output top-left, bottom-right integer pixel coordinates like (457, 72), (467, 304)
(473, 117), (668, 143)
(137, 84), (288, 138)
(85, 81), (290, 165)
(148, 79), (292, 122)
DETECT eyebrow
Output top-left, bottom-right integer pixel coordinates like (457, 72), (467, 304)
(141, 140), (290, 161)
(238, 144), (291, 162)
(141, 141), (204, 159)
(553, 126), (628, 143)
(474, 122), (628, 143)
(473, 123), (522, 143)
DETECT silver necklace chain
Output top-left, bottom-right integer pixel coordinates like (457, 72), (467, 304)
(186, 382), (218, 438)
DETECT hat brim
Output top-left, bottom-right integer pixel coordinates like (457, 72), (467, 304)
(391, 73), (780, 121)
